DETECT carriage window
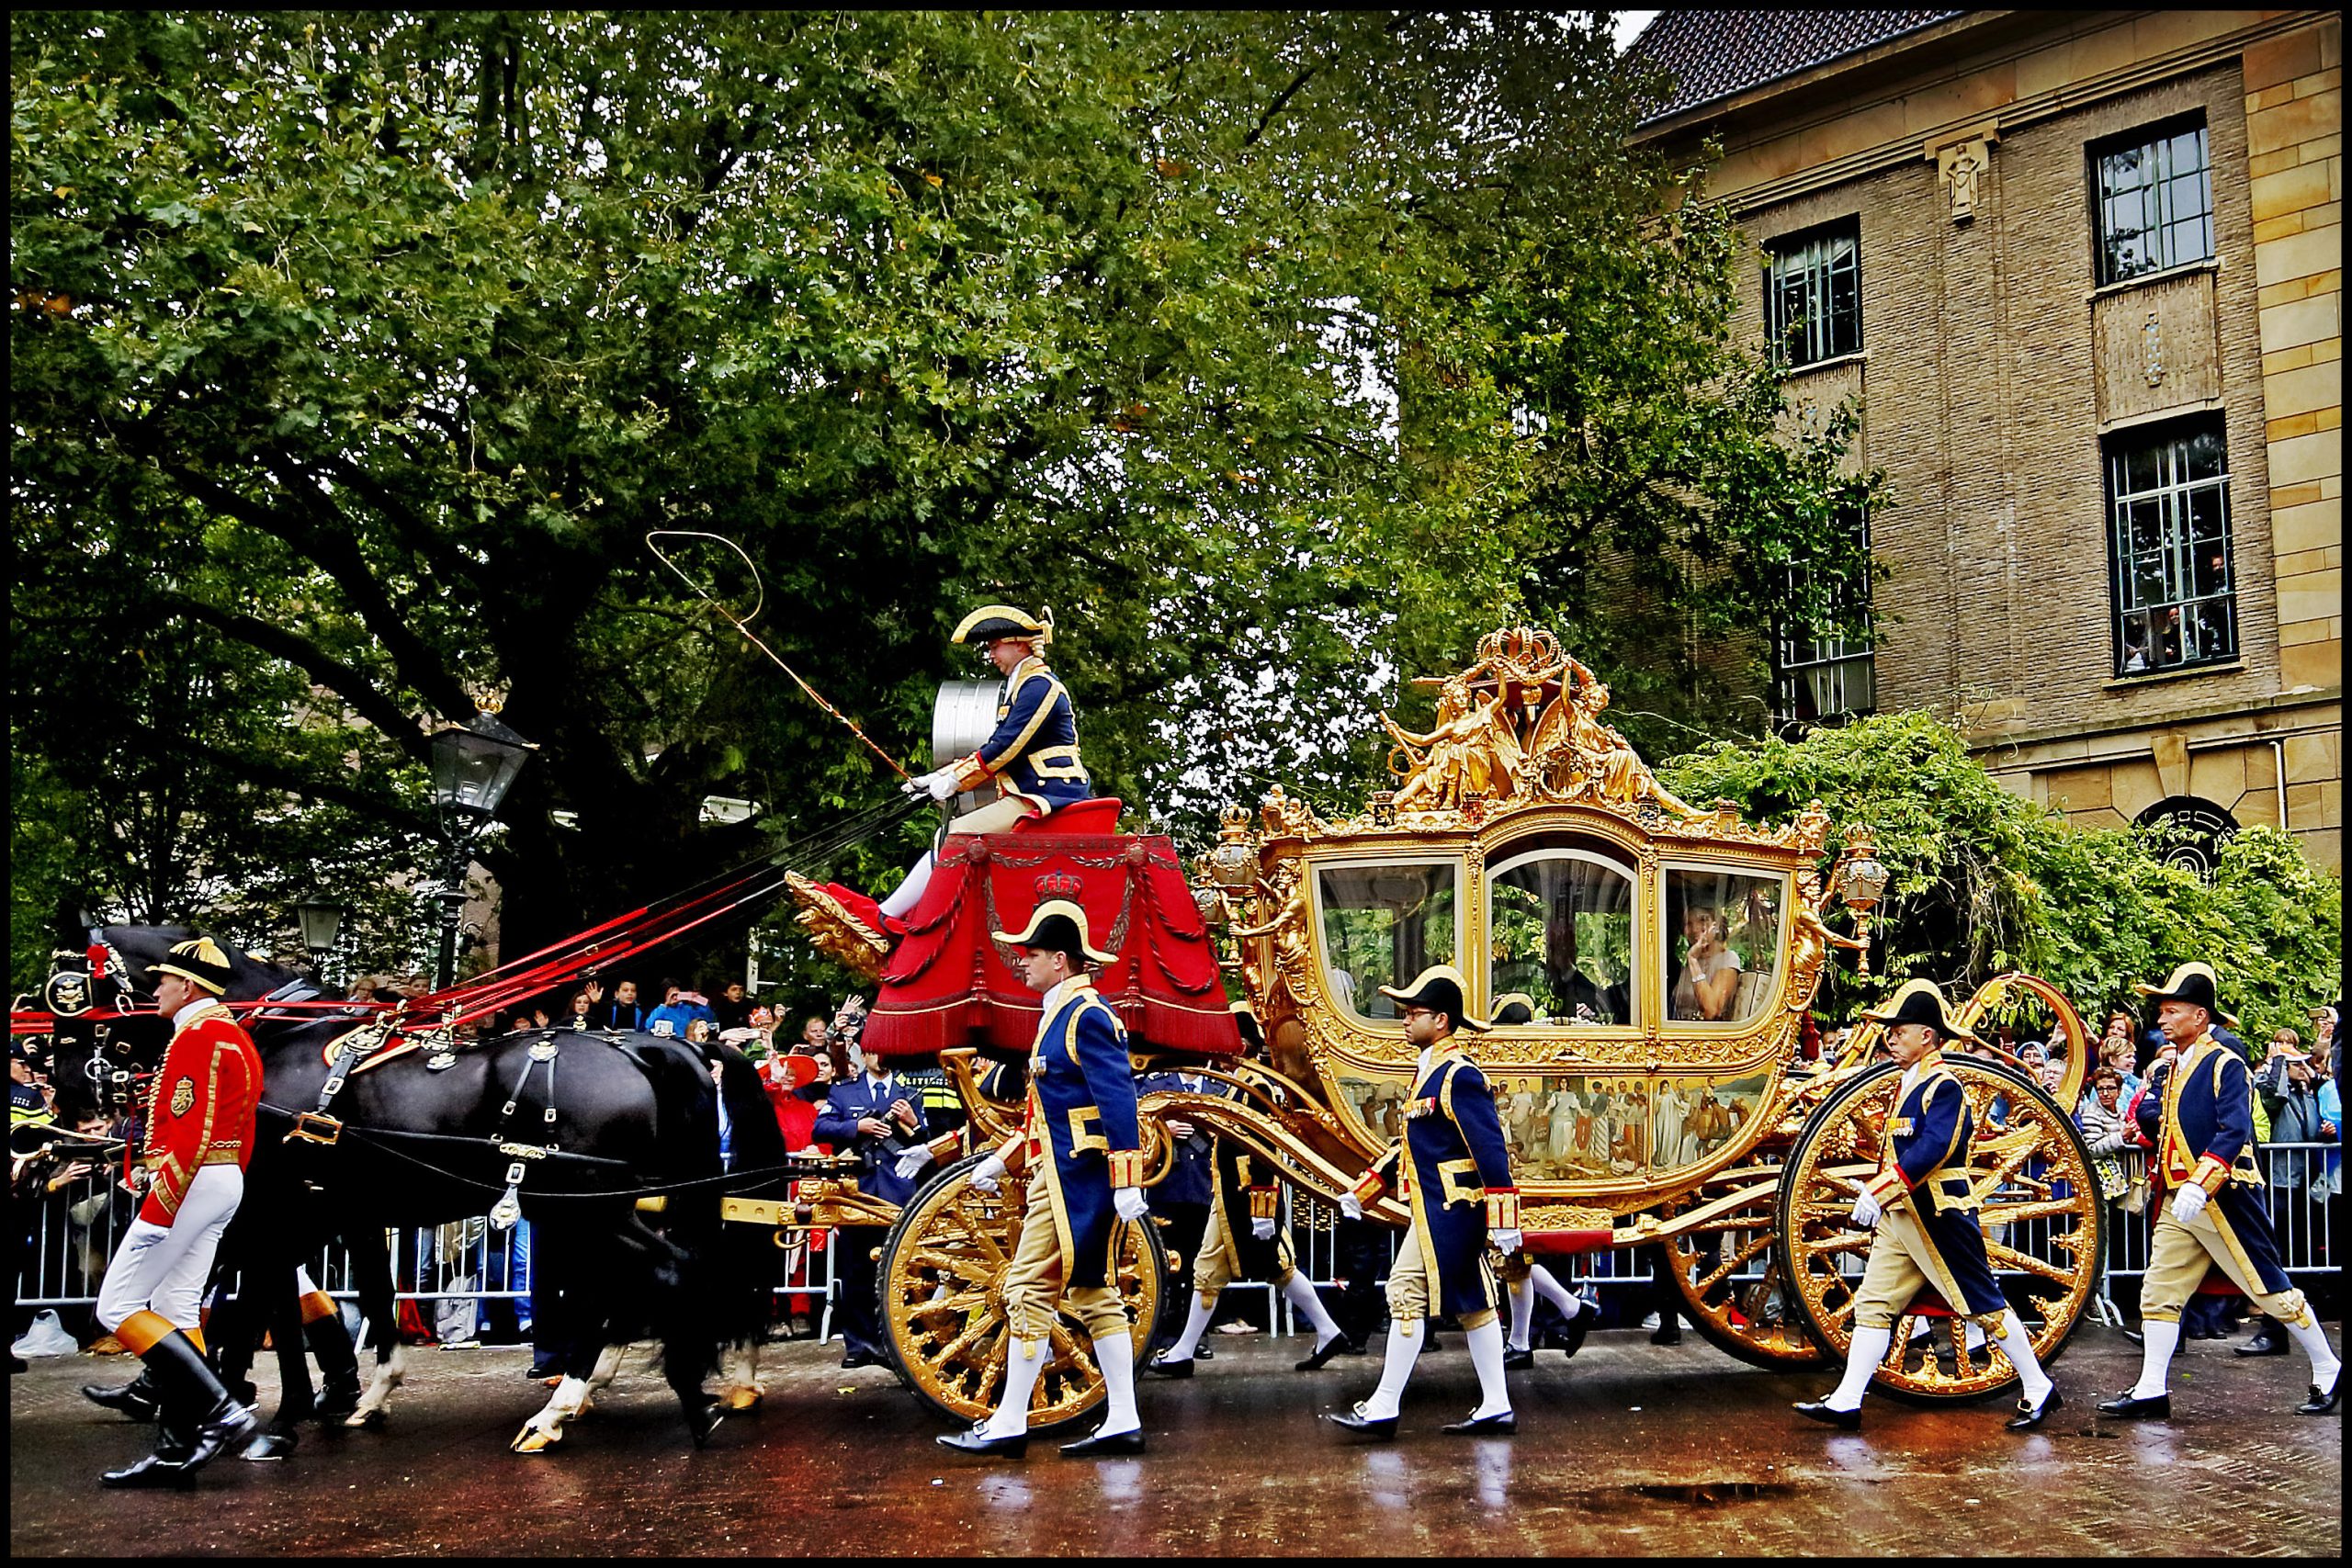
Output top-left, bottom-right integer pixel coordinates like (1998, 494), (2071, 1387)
(1317, 863), (1458, 1023)
(1487, 852), (1638, 1026)
(1664, 869), (1785, 1025)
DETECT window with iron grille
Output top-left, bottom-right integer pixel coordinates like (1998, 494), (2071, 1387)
(1762, 220), (1860, 370)
(2092, 118), (2213, 286)
(1772, 513), (1875, 730)
(2106, 420), (2235, 677)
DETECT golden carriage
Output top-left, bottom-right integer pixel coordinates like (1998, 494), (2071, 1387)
(785, 626), (2103, 1429)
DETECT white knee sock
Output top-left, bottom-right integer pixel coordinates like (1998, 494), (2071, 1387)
(2129, 1320), (2180, 1399)
(1529, 1264), (1584, 1319)
(1092, 1332), (1140, 1437)
(1359, 1317), (1423, 1419)
(987, 1336), (1047, 1437)
(1507, 1279), (1534, 1353)
(1992, 1310), (2052, 1404)
(2284, 1315), (2341, 1384)
(878, 852), (935, 919)
(1465, 1320), (1512, 1419)
(1162, 1294), (1216, 1362)
(1282, 1274), (1342, 1347)
(1828, 1325), (1894, 1411)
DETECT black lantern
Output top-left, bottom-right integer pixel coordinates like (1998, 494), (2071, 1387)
(429, 710), (537, 818)
(295, 900), (345, 957)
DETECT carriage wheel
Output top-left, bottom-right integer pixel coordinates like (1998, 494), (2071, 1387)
(876, 1152), (1170, 1428)
(1773, 1057), (2101, 1403)
(1654, 1161), (1831, 1371)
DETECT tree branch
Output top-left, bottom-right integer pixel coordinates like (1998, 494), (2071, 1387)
(154, 591), (434, 764)
(121, 720), (435, 836)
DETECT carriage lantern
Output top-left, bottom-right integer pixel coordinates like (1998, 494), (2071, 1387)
(1835, 831), (1890, 980)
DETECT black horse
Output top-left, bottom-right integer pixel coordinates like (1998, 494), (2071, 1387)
(73, 926), (789, 1451)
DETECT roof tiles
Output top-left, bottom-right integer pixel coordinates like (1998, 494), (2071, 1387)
(1627, 9), (1967, 126)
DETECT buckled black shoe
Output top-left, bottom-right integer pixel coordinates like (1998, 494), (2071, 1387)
(2005, 1385), (2062, 1431)
(1295, 1335), (1349, 1372)
(1060, 1425), (1147, 1457)
(2096, 1390), (2170, 1419)
(1559, 1303), (1594, 1362)
(937, 1423), (1029, 1459)
(1323, 1404), (1398, 1440)
(2297, 1367), (2342, 1416)
(1147, 1352), (1196, 1379)
(1501, 1347), (1535, 1371)
(1792, 1399), (1861, 1431)
(1441, 1410), (1516, 1435)
(1194, 1344), (1214, 1361)
(83, 1373), (163, 1423)
(2235, 1329), (2289, 1357)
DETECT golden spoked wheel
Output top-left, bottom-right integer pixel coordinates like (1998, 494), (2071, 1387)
(1774, 1058), (2102, 1402)
(1655, 1162), (1830, 1371)
(877, 1152), (1170, 1427)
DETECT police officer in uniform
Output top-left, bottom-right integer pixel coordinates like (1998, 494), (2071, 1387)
(812, 1048), (932, 1368)
(1794, 980), (2062, 1431)
(882, 605), (1091, 922)
(2100, 962), (2342, 1418)
(1327, 965), (1521, 1438)
(91, 938), (263, 1485)
(938, 900), (1150, 1459)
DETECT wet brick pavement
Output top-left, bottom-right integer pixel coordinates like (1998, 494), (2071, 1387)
(9, 1322), (2341, 1556)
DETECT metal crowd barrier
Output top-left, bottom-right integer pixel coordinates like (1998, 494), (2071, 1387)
(17, 1146), (2338, 1339)
(15, 1167), (839, 1344)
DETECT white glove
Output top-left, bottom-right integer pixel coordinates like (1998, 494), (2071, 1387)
(1849, 1190), (1882, 1230)
(1491, 1227), (1523, 1254)
(894, 1145), (935, 1181)
(920, 767), (961, 802)
(1338, 1191), (1364, 1222)
(2170, 1183), (2210, 1224)
(1250, 1216), (1276, 1241)
(1113, 1186), (1150, 1223)
(968, 1153), (1007, 1194)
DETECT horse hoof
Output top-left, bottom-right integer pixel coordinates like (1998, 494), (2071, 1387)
(346, 1408), (387, 1430)
(512, 1423), (562, 1454)
(721, 1387), (763, 1413)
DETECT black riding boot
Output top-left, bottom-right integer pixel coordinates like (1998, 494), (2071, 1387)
(101, 1330), (255, 1488)
(82, 1368), (163, 1422)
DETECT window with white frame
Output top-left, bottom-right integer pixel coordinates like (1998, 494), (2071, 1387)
(2106, 420), (2236, 677)
(1762, 220), (1860, 370)
(1773, 513), (1875, 730)
(2092, 118), (2213, 286)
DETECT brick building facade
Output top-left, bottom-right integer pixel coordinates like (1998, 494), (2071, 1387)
(1632, 10), (2342, 873)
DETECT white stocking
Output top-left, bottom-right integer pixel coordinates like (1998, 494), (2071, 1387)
(1529, 1264), (1584, 1319)
(1359, 1317), (1423, 1420)
(1507, 1278), (1535, 1353)
(2130, 1320), (2179, 1398)
(1092, 1333), (1139, 1437)
(1464, 1319), (1512, 1419)
(986, 1334), (1046, 1438)
(1161, 1294), (1216, 1363)
(2284, 1314), (2340, 1384)
(878, 852), (936, 919)
(1828, 1325), (1894, 1411)
(1282, 1274), (1342, 1347)
(1992, 1310), (2051, 1404)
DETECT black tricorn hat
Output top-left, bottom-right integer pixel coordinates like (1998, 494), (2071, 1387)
(1860, 979), (1979, 1044)
(153, 936), (236, 997)
(1229, 998), (1264, 1053)
(1377, 964), (1490, 1032)
(2134, 962), (2238, 1027)
(951, 604), (1052, 648)
(996, 898), (1116, 965)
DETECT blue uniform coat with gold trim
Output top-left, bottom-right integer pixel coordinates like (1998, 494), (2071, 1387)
(1025, 985), (1142, 1289)
(2134, 1033), (2292, 1294)
(953, 656), (1090, 812)
(1861, 1059), (2006, 1317)
(1356, 1046), (1519, 1318)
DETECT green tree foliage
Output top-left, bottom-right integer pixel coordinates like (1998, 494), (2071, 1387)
(12, 11), (1876, 985)
(1661, 711), (2344, 1045)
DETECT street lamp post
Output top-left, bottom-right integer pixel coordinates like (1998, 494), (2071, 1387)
(427, 710), (536, 990)
(295, 900), (345, 987)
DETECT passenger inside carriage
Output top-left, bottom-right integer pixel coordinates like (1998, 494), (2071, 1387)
(1665, 869), (1785, 1024)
